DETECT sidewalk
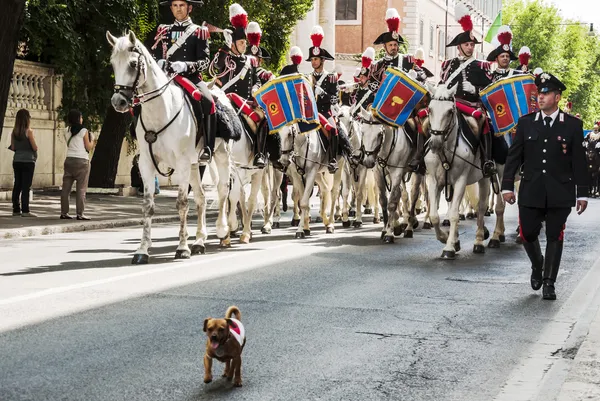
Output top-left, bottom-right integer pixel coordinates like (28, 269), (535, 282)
(0, 187), (220, 240)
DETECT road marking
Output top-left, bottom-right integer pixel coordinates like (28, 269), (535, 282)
(493, 252), (600, 401)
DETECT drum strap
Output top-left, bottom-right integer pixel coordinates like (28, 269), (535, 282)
(166, 24), (199, 59)
(351, 89), (372, 116)
(446, 58), (476, 85)
(221, 57), (252, 93)
(313, 72), (329, 100)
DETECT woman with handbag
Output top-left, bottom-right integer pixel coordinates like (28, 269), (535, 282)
(60, 109), (95, 220)
(9, 109), (38, 217)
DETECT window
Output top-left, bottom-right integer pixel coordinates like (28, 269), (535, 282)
(336, 0), (362, 25)
(438, 29), (445, 58)
(429, 25), (435, 52)
(419, 18), (424, 46)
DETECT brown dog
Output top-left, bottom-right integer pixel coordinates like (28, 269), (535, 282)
(203, 306), (246, 387)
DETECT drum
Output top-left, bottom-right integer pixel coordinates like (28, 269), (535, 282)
(480, 74), (538, 137)
(371, 67), (428, 128)
(253, 73), (320, 133)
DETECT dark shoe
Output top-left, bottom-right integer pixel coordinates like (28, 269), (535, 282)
(199, 147), (212, 164)
(12, 211), (21, 216)
(60, 214), (74, 219)
(253, 153), (267, 168)
(542, 282), (556, 300)
(76, 215), (91, 221)
(21, 212), (37, 217)
(482, 160), (497, 178)
(523, 239), (544, 291)
(328, 159), (339, 174)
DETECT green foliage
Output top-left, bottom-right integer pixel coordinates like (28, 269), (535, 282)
(503, 0), (600, 127)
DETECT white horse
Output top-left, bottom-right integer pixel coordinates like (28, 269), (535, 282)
(107, 31), (232, 263)
(278, 124), (343, 238)
(261, 163), (284, 230)
(424, 84), (490, 259)
(358, 107), (420, 242)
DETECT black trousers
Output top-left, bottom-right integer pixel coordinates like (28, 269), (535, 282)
(518, 205), (571, 243)
(12, 162), (35, 213)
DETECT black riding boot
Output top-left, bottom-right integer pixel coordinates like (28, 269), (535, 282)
(328, 134), (339, 174)
(253, 123), (267, 168)
(481, 133), (496, 178)
(408, 133), (426, 175)
(523, 239), (544, 290)
(542, 241), (564, 300)
(198, 97), (216, 164)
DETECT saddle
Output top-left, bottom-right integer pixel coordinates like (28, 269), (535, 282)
(226, 92), (265, 137)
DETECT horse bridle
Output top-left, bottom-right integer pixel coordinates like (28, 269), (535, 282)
(113, 46), (146, 106)
(429, 100), (457, 139)
(360, 118), (385, 159)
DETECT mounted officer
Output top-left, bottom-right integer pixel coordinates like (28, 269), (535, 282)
(151, 0), (216, 164)
(210, 4), (267, 168)
(502, 72), (589, 300)
(438, 3), (494, 177)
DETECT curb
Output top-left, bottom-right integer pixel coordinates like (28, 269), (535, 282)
(0, 211), (219, 240)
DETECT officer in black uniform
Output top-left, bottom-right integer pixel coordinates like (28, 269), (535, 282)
(210, 4), (266, 167)
(307, 26), (341, 173)
(152, 0), (215, 163)
(502, 72), (589, 300)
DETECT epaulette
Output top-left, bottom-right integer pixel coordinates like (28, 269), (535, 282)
(155, 24), (169, 40)
(478, 61), (492, 70)
(249, 55), (259, 68)
(196, 26), (210, 40)
(405, 55), (414, 63)
(328, 73), (338, 83)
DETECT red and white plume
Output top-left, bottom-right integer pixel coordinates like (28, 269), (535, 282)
(361, 47), (375, 69)
(310, 25), (324, 47)
(229, 3), (248, 29)
(497, 25), (512, 46)
(247, 21), (262, 47)
(519, 46), (531, 65)
(415, 47), (425, 67)
(290, 46), (303, 65)
(455, 2), (473, 32)
(385, 8), (401, 33)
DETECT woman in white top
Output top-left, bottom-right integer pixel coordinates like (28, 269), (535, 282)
(60, 109), (94, 220)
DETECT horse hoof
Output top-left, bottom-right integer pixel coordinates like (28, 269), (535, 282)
(291, 218), (300, 227)
(326, 226), (334, 234)
(412, 220), (419, 230)
(516, 236), (524, 245)
(315, 217), (322, 223)
(459, 214), (466, 221)
(219, 238), (231, 248)
(485, 211), (491, 217)
(240, 234), (251, 244)
(484, 226), (490, 240)
(454, 240), (461, 252)
(342, 221), (351, 228)
(364, 208), (373, 215)
(175, 249), (191, 259)
(442, 219), (450, 227)
(404, 230), (413, 239)
(353, 221), (363, 228)
(380, 231), (386, 240)
(441, 250), (456, 260)
(191, 244), (206, 255)
(274, 222), (280, 229)
(393, 226), (404, 236)
(473, 244), (486, 254)
(295, 232), (306, 239)
(488, 239), (500, 249)
(423, 222), (432, 230)
(373, 218), (381, 224)
(466, 213), (475, 219)
(229, 231), (239, 238)
(261, 226), (272, 234)
(416, 208), (422, 215)
(499, 235), (506, 243)
(384, 235), (395, 244)
(303, 229), (311, 236)
(349, 210), (356, 217)
(131, 254), (149, 265)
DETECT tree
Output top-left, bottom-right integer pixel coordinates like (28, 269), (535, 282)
(0, 0), (26, 138)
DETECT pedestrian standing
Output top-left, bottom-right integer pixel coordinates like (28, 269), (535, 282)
(502, 72), (589, 300)
(60, 109), (94, 220)
(9, 109), (38, 217)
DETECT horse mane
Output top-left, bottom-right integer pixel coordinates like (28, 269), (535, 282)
(433, 84), (456, 101)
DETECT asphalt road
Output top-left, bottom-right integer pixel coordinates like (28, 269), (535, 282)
(1, 199), (599, 401)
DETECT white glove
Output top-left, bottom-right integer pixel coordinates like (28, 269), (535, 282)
(157, 59), (167, 70)
(315, 86), (325, 97)
(462, 80), (476, 94)
(171, 61), (188, 74)
(595, 142), (600, 149)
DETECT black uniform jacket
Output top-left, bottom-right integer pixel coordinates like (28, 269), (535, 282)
(440, 58), (492, 103)
(502, 110), (589, 208)
(310, 71), (339, 117)
(368, 55), (415, 91)
(212, 49), (258, 100)
(151, 20), (210, 84)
